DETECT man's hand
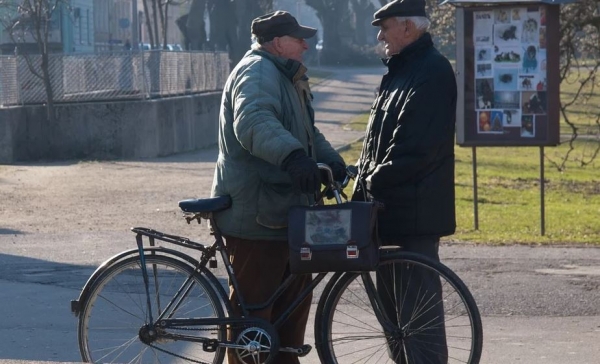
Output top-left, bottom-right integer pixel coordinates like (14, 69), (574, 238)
(329, 161), (347, 182)
(282, 149), (321, 194)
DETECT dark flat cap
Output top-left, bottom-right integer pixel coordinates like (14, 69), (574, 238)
(372, 0), (427, 26)
(252, 11), (317, 42)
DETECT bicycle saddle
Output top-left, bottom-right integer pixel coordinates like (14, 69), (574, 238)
(178, 195), (232, 213)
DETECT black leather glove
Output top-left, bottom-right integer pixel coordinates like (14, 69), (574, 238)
(329, 161), (347, 182)
(282, 149), (321, 194)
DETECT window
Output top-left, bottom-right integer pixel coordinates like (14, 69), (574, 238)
(87, 9), (91, 45)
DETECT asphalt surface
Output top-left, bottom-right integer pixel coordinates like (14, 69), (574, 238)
(1, 66), (599, 364)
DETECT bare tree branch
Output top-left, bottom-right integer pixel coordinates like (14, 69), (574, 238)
(0, 0), (69, 122)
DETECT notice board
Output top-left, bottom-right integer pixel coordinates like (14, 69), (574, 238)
(455, 4), (560, 146)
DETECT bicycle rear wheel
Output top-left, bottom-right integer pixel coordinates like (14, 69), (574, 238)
(78, 254), (227, 363)
(315, 251), (482, 364)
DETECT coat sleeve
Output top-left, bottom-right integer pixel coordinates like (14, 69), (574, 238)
(313, 125), (344, 165)
(369, 66), (457, 190)
(231, 61), (304, 166)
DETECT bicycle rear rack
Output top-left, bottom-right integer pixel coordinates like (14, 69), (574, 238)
(131, 227), (209, 253)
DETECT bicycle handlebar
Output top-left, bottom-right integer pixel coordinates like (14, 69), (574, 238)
(316, 163), (356, 188)
(316, 163), (357, 204)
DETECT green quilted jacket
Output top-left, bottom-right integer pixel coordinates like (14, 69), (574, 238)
(211, 49), (343, 240)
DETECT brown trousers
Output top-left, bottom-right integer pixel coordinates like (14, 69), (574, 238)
(224, 236), (312, 364)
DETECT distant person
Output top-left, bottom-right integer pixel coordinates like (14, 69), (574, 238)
(123, 39), (132, 51)
(352, 0), (457, 362)
(210, 10), (346, 364)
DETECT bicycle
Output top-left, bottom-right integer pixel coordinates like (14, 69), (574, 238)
(71, 164), (483, 364)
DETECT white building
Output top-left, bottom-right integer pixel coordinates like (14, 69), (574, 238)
(67, 0), (95, 53)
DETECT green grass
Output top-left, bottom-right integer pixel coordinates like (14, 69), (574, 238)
(340, 115), (600, 245)
(560, 72), (600, 135)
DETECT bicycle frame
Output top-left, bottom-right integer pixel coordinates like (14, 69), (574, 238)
(74, 163), (483, 364)
(131, 215), (335, 345)
(88, 163), (396, 349)
(130, 164), (347, 339)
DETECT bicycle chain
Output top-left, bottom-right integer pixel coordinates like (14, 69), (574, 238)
(145, 322), (253, 364)
(147, 343), (209, 364)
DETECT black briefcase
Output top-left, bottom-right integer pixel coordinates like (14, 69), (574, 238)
(288, 202), (380, 274)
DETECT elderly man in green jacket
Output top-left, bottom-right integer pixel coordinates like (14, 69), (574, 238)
(211, 10), (345, 364)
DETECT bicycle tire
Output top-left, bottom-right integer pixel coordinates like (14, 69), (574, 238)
(78, 253), (228, 363)
(315, 251), (483, 364)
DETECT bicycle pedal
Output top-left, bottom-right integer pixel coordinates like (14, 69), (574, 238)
(298, 344), (312, 357)
(280, 344), (312, 357)
(202, 339), (219, 352)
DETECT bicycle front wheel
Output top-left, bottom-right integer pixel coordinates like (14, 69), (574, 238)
(78, 254), (227, 363)
(315, 251), (482, 364)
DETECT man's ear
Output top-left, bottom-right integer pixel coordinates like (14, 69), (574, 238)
(272, 37), (282, 52)
(406, 20), (421, 39)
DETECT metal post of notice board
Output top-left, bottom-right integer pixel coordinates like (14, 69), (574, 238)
(540, 146), (545, 236)
(472, 147), (479, 230)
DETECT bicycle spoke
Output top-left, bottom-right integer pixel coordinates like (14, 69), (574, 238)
(316, 252), (482, 364)
(79, 254), (226, 363)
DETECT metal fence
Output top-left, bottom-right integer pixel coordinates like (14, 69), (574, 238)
(0, 50), (230, 107)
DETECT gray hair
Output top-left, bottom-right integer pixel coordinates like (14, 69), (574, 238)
(397, 16), (430, 32)
(251, 35), (273, 50)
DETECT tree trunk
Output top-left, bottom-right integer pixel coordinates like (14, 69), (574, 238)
(141, 0), (155, 47)
(208, 0), (241, 65)
(351, 0), (374, 45)
(320, 13), (343, 63)
(186, 0), (207, 50)
(38, 0), (56, 123)
(151, 0), (160, 48)
(204, 0), (273, 65)
(176, 14), (190, 49)
(160, 2), (168, 49)
(40, 50), (56, 123)
(306, 0), (350, 64)
(233, 0), (252, 64)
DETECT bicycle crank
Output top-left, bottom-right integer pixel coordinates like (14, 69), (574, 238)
(230, 326), (280, 364)
(280, 344), (312, 357)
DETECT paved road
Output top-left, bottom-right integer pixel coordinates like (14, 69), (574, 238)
(1, 66), (599, 364)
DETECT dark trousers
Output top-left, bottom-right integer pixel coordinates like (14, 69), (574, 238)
(224, 236), (312, 364)
(377, 237), (448, 364)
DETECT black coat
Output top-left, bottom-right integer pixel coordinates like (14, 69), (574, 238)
(352, 33), (457, 240)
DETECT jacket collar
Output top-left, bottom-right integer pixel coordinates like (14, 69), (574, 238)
(382, 32), (433, 69)
(249, 49), (307, 82)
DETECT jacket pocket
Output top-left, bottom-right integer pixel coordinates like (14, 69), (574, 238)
(256, 183), (307, 229)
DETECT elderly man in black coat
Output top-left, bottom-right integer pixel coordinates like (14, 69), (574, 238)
(352, 0), (457, 362)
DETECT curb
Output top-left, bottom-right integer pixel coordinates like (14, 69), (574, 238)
(335, 136), (365, 153)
